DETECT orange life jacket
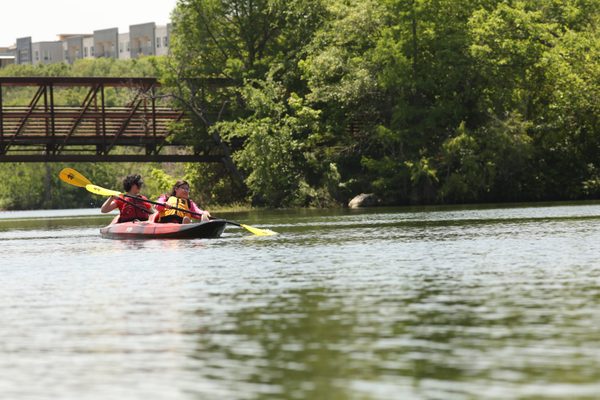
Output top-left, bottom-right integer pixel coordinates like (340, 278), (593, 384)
(116, 195), (151, 223)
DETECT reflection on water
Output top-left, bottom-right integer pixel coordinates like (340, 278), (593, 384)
(1, 204), (600, 399)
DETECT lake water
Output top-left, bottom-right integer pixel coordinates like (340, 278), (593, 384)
(1, 203), (600, 399)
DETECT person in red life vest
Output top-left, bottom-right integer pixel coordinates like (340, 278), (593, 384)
(155, 180), (211, 224)
(100, 174), (154, 223)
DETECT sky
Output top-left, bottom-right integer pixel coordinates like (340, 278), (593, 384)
(0, 0), (178, 46)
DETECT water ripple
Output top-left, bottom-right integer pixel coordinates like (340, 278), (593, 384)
(1, 204), (600, 399)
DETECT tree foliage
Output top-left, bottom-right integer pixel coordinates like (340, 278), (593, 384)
(0, 0), (598, 210)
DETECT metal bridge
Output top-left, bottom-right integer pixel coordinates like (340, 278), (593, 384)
(0, 77), (221, 163)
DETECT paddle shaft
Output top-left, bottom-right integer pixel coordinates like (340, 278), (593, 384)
(123, 194), (244, 228)
(113, 195), (153, 215)
(122, 194), (205, 218)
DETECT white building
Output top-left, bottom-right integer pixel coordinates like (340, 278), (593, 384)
(0, 46), (15, 67)
(31, 41), (64, 64)
(83, 36), (95, 59)
(6, 22), (171, 66)
(155, 25), (169, 57)
(118, 32), (131, 60)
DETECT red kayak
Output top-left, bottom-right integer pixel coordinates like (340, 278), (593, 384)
(100, 216), (227, 239)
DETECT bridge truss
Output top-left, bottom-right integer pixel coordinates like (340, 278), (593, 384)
(0, 77), (221, 162)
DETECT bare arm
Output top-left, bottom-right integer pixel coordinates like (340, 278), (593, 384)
(154, 194), (168, 212)
(190, 200), (211, 220)
(100, 196), (118, 213)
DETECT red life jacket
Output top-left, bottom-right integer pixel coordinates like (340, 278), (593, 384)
(116, 195), (151, 223)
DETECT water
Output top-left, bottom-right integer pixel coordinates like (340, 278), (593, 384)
(1, 203), (600, 399)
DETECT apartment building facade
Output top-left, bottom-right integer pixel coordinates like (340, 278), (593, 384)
(0, 46), (15, 67)
(2, 22), (171, 67)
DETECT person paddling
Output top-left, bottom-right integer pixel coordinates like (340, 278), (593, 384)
(155, 180), (211, 224)
(100, 174), (154, 223)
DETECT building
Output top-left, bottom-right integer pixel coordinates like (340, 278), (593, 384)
(61, 34), (88, 64)
(155, 25), (169, 57)
(94, 28), (118, 59)
(32, 41), (64, 64)
(2, 22), (171, 67)
(0, 46), (15, 67)
(15, 37), (32, 64)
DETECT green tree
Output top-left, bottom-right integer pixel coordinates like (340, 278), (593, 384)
(439, 115), (535, 203)
(215, 78), (334, 206)
(167, 0), (329, 205)
(469, 0), (599, 199)
(301, 0), (490, 203)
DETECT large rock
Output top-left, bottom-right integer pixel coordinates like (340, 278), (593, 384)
(348, 193), (379, 208)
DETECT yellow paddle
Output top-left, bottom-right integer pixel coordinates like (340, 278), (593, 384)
(58, 168), (277, 236)
(85, 184), (120, 197)
(58, 167), (92, 188)
(85, 183), (277, 236)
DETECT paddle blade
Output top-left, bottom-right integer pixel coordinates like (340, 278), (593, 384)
(59, 168), (91, 188)
(239, 224), (277, 236)
(85, 184), (121, 197)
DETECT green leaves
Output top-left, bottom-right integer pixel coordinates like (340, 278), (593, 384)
(439, 115), (536, 202)
(2, 0), (597, 209)
(214, 78), (327, 206)
(301, 0), (384, 106)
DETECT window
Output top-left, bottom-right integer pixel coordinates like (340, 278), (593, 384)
(35, 50), (39, 61)
(119, 42), (123, 53)
(126, 42), (130, 51)
(91, 46), (94, 56)
(84, 47), (88, 57)
(156, 37), (160, 48)
(163, 36), (168, 47)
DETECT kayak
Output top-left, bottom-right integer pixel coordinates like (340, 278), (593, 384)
(100, 216), (227, 239)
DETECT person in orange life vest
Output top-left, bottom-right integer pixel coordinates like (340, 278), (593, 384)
(100, 174), (154, 223)
(155, 180), (211, 224)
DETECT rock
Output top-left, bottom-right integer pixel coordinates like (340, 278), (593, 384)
(348, 193), (379, 208)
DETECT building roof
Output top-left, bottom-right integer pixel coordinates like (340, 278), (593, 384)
(57, 34), (93, 40)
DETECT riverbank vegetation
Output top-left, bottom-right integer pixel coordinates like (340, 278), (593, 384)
(0, 0), (598, 209)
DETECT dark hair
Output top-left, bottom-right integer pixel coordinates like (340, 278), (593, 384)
(123, 174), (144, 192)
(170, 180), (189, 197)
